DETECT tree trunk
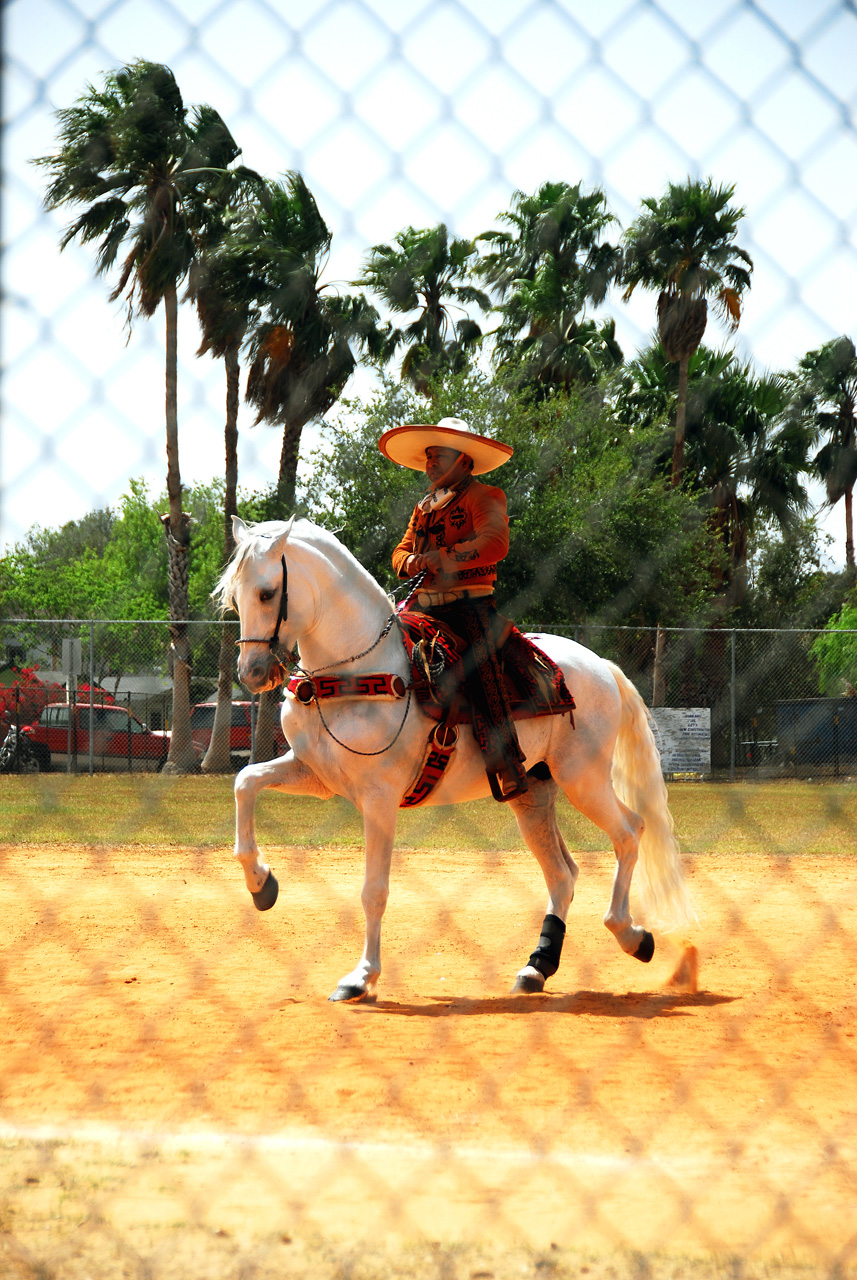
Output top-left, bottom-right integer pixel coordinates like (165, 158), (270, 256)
(277, 420), (302, 513)
(672, 353), (689, 487)
(727, 492), (749, 608)
(254, 687), (280, 762)
(161, 284), (199, 774)
(845, 483), (855, 572)
(203, 346), (241, 774)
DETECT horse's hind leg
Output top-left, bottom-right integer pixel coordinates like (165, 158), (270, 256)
(562, 777), (653, 961)
(509, 774), (579, 994)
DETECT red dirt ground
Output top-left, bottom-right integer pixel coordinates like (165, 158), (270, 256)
(1, 839), (856, 1273)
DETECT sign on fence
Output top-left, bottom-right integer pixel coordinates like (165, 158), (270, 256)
(651, 707), (711, 776)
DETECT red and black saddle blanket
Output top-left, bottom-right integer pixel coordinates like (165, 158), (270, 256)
(396, 609), (575, 726)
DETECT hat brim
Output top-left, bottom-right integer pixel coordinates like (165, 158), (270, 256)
(378, 424), (513, 475)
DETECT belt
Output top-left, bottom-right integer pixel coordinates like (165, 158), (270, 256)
(416, 587), (494, 607)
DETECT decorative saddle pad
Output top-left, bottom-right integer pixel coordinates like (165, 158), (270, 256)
(396, 609), (575, 726)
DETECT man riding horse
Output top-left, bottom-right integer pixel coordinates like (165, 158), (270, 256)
(379, 416), (529, 802)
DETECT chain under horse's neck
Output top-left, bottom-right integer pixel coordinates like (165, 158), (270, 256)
(283, 536), (406, 679)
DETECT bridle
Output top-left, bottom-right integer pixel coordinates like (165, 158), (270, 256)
(233, 549), (423, 757)
(235, 554), (290, 659)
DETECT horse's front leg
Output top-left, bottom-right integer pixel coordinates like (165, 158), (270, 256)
(329, 804), (397, 1004)
(234, 751), (333, 908)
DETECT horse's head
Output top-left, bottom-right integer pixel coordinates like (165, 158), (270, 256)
(213, 515), (309, 693)
(214, 515), (396, 694)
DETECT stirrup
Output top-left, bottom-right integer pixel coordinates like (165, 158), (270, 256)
(487, 768), (529, 803)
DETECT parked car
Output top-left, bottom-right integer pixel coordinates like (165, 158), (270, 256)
(190, 700), (287, 764)
(23, 703), (170, 772)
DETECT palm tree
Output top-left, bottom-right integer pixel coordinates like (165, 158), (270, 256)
(357, 223), (490, 397)
(614, 343), (812, 605)
(791, 336), (857, 571)
(233, 173), (381, 510)
(476, 181), (623, 391)
(622, 178), (753, 487)
(610, 336), (677, 433)
(684, 349), (811, 605)
(36, 60), (242, 772)
(185, 164), (272, 772)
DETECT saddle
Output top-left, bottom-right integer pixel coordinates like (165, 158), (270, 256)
(285, 610), (576, 808)
(397, 608), (576, 728)
(395, 608), (575, 806)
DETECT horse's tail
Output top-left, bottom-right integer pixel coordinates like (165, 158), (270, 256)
(606, 661), (697, 933)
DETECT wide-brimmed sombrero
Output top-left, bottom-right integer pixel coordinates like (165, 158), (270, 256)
(378, 417), (513, 475)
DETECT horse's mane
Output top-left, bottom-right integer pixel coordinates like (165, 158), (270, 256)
(211, 518), (390, 614)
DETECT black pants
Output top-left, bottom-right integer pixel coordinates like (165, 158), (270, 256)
(424, 597), (528, 799)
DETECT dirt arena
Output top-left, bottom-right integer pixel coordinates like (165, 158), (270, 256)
(1, 822), (856, 1277)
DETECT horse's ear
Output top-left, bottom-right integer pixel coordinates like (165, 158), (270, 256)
(232, 516), (249, 544)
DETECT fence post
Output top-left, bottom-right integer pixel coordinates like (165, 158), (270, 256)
(250, 694), (257, 765)
(730, 630), (736, 783)
(651, 624), (665, 707)
(88, 621), (95, 777)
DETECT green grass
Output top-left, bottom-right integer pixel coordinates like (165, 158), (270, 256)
(1, 775), (857, 857)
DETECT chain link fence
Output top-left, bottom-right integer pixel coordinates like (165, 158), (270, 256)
(5, 618), (857, 780)
(3, 1), (857, 1275)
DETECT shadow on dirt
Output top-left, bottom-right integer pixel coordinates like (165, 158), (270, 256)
(359, 990), (736, 1019)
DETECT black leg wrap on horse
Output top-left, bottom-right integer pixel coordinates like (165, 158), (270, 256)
(527, 913), (566, 979)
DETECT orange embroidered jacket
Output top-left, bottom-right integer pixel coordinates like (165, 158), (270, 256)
(392, 477), (509, 594)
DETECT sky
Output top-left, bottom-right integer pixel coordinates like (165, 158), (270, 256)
(2, 0), (856, 562)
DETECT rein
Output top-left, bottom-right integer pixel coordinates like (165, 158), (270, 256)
(292, 611), (411, 757)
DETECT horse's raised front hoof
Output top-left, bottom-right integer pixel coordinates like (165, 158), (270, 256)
(251, 871), (279, 912)
(328, 984), (376, 1004)
(633, 931), (655, 963)
(511, 966), (546, 995)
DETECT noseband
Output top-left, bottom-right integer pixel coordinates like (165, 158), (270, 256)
(235, 554), (290, 657)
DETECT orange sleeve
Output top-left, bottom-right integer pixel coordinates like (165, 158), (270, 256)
(437, 485), (509, 574)
(392, 506), (420, 579)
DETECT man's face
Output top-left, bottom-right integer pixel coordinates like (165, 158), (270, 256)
(425, 446), (464, 483)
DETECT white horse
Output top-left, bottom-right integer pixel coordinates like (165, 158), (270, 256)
(215, 516), (695, 1003)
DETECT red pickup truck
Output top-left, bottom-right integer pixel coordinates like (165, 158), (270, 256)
(190, 701), (287, 762)
(23, 703), (170, 772)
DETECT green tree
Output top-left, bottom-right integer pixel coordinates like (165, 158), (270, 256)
(477, 181), (623, 392)
(35, 60), (242, 772)
(810, 600), (857, 695)
(305, 370), (716, 629)
(621, 178), (753, 487)
(357, 223), (490, 397)
(742, 518), (845, 629)
(225, 172), (382, 511)
(791, 336), (857, 571)
(0, 514), (118, 621)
